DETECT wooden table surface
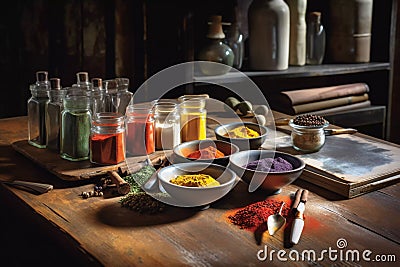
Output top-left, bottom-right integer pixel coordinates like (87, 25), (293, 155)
(0, 115), (399, 266)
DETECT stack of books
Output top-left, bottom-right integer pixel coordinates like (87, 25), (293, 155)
(269, 83), (371, 115)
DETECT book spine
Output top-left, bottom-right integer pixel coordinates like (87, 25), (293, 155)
(292, 93), (369, 114)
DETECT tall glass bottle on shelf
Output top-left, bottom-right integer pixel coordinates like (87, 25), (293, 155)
(28, 71), (51, 148)
(306, 12), (326, 65)
(46, 78), (66, 151)
(198, 15), (234, 75)
(226, 21), (244, 70)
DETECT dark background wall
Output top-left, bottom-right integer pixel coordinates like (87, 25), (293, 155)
(1, 0), (399, 143)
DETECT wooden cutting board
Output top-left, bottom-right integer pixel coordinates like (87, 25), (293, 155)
(12, 140), (171, 181)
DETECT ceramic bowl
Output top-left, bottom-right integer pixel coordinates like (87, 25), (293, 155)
(229, 150), (305, 194)
(157, 162), (237, 207)
(214, 122), (268, 150)
(171, 139), (240, 166)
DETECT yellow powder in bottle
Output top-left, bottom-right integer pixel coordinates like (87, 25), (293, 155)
(170, 174), (220, 187)
(224, 126), (260, 138)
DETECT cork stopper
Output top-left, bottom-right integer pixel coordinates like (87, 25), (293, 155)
(50, 78), (61, 90)
(76, 72), (89, 83)
(92, 78), (103, 88)
(207, 15), (225, 39)
(308, 12), (321, 23)
(36, 71), (48, 82)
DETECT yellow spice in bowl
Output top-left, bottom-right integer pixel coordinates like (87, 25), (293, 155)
(224, 126), (260, 138)
(170, 174), (220, 187)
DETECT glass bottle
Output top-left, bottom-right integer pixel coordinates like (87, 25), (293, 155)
(28, 71), (50, 148)
(198, 15), (234, 75)
(90, 78), (106, 117)
(179, 98), (207, 142)
(306, 12), (326, 65)
(103, 79), (118, 113)
(248, 0), (290, 70)
(60, 95), (92, 161)
(90, 112), (125, 165)
(46, 78), (66, 151)
(125, 104), (155, 156)
(226, 21), (244, 69)
(75, 71), (91, 90)
(115, 77), (133, 115)
(154, 102), (180, 150)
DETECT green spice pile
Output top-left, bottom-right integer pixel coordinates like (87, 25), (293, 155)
(293, 114), (327, 127)
(119, 165), (166, 214)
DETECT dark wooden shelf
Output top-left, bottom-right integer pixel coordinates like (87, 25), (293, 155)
(193, 62), (390, 84)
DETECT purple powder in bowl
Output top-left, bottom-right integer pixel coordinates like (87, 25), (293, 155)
(243, 157), (293, 172)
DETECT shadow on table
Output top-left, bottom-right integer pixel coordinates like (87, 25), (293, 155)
(96, 201), (199, 227)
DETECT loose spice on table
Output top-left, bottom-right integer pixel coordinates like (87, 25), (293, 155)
(186, 146), (225, 159)
(119, 165), (166, 214)
(228, 197), (291, 231)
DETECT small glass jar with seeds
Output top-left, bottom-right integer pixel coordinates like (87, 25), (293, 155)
(289, 114), (329, 152)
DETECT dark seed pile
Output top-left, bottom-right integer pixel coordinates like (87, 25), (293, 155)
(120, 192), (166, 214)
(119, 165), (166, 214)
(293, 114), (327, 127)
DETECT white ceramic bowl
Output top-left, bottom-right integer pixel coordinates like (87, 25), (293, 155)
(157, 162), (237, 207)
(229, 150), (305, 194)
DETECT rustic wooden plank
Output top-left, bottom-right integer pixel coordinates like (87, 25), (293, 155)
(11, 139), (171, 181)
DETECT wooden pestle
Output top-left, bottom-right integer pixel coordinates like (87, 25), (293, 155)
(107, 171), (131, 195)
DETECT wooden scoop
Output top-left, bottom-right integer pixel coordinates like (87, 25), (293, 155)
(267, 201), (286, 235)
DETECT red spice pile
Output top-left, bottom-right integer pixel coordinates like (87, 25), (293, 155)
(186, 146), (225, 159)
(228, 199), (291, 231)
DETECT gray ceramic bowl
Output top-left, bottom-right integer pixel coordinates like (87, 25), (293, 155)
(214, 122), (268, 150)
(171, 139), (240, 166)
(229, 150), (305, 194)
(157, 162), (237, 207)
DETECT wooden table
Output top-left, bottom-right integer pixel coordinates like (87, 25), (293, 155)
(0, 115), (399, 266)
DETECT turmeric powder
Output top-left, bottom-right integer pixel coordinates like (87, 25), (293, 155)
(170, 174), (220, 187)
(224, 126), (260, 138)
